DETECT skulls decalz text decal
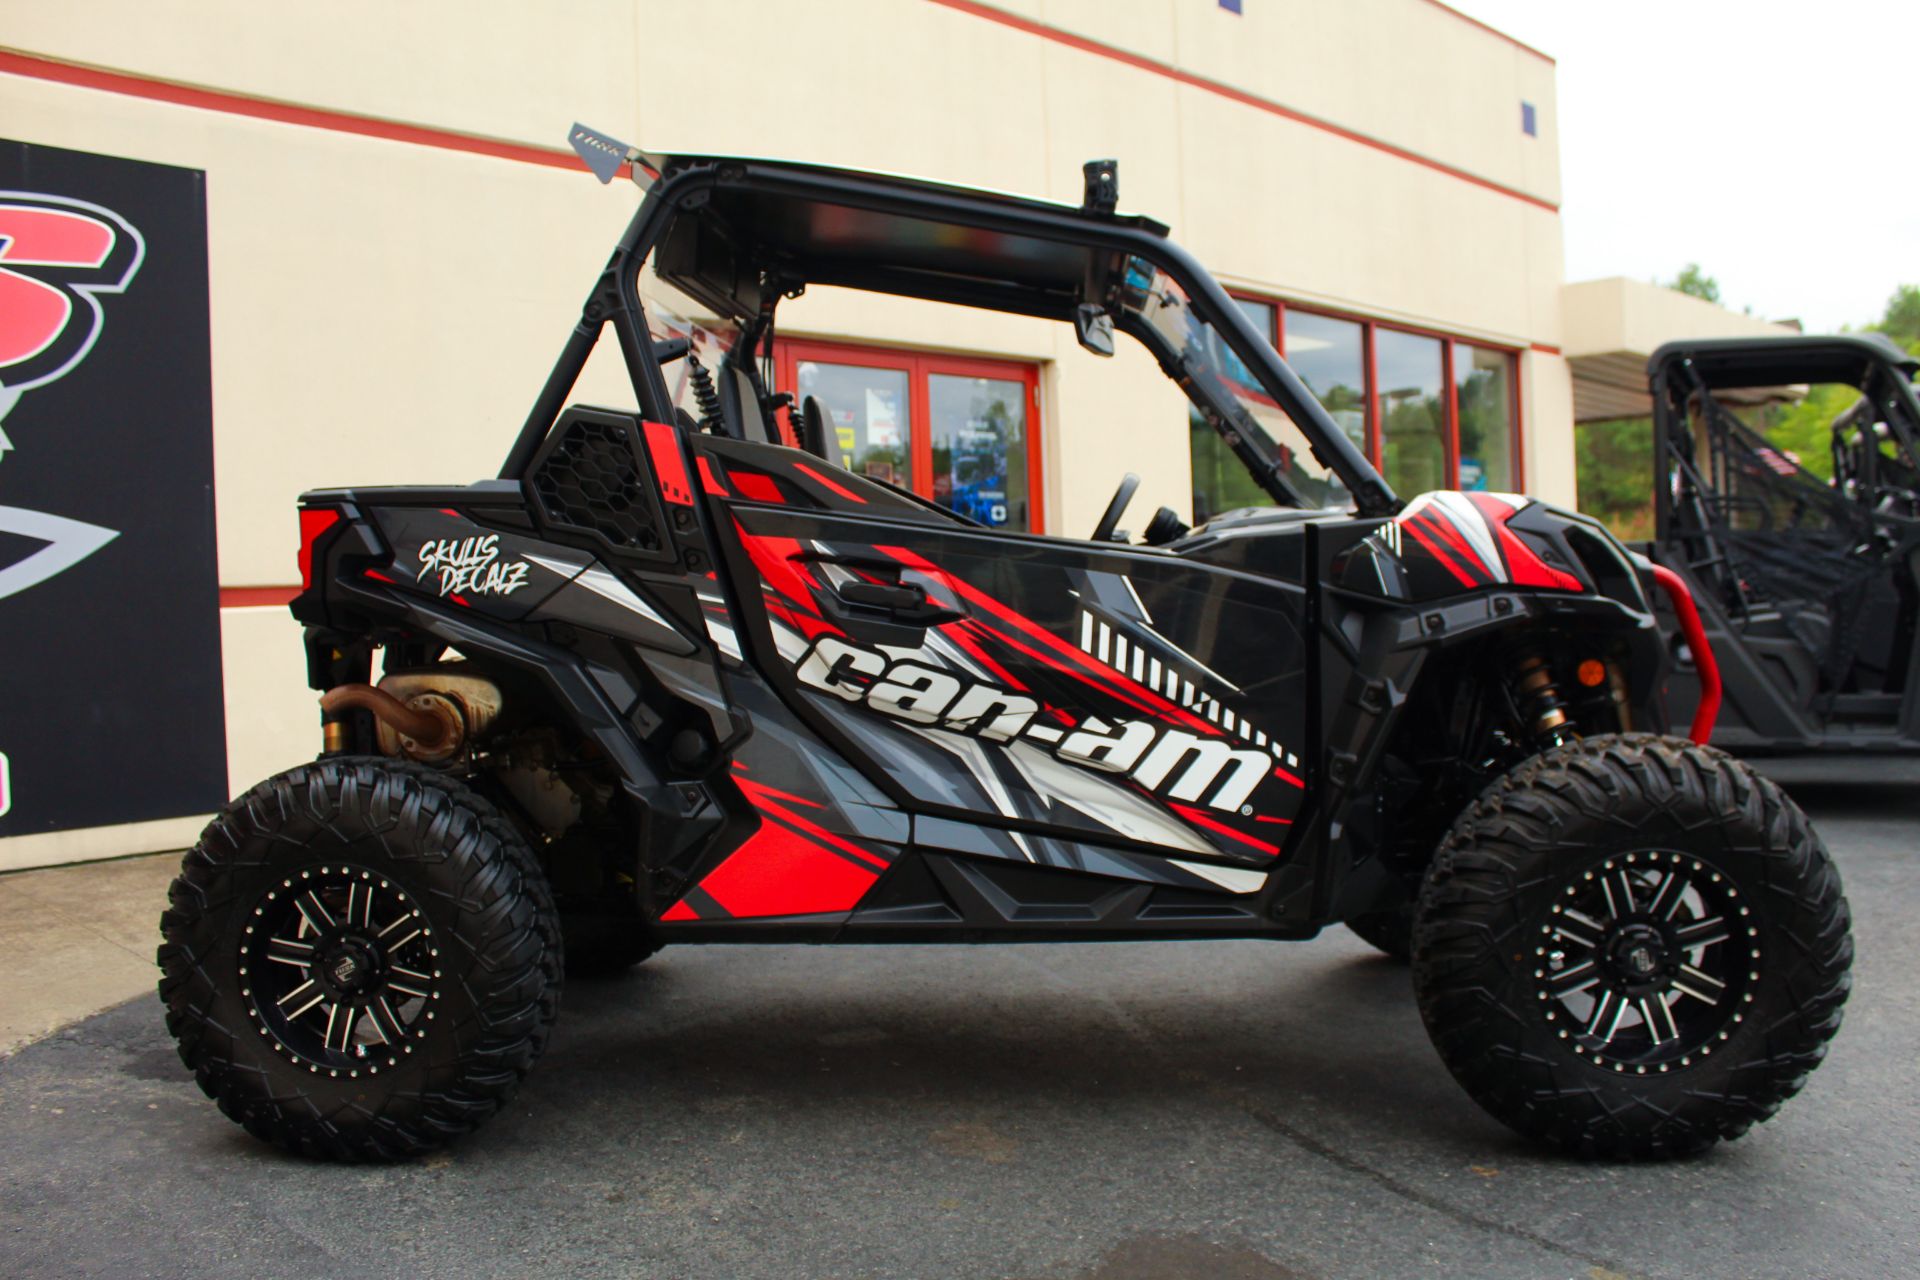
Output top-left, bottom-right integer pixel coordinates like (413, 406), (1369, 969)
(416, 535), (531, 598)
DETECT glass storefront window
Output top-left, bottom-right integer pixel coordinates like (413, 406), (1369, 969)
(1376, 330), (1446, 495)
(1283, 311), (1369, 458)
(794, 360), (913, 486)
(780, 342), (1043, 529)
(1454, 342), (1514, 492)
(929, 373), (1031, 531)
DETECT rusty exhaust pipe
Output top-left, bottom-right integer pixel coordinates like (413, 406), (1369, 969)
(320, 683), (459, 757)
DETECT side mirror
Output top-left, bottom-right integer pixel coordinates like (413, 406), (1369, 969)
(1074, 303), (1115, 358)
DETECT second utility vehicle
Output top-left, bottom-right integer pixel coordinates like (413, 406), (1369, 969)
(1647, 333), (1920, 753)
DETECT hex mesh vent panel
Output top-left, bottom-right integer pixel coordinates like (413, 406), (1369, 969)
(532, 415), (662, 553)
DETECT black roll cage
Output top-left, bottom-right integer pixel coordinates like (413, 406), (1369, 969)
(1649, 334), (1920, 554)
(501, 155), (1399, 518)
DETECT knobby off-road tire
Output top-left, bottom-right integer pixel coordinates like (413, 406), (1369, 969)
(1345, 906), (1413, 962)
(1412, 734), (1851, 1160)
(157, 757), (563, 1161)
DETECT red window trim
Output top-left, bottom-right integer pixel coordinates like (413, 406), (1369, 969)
(773, 337), (1045, 534)
(1229, 290), (1526, 491)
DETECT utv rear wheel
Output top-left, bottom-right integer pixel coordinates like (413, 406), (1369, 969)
(157, 757), (562, 1161)
(1412, 734), (1851, 1160)
(1345, 907), (1413, 961)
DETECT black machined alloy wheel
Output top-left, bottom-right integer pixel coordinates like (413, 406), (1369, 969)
(242, 865), (441, 1078)
(1412, 734), (1852, 1160)
(158, 757), (562, 1161)
(1536, 849), (1755, 1075)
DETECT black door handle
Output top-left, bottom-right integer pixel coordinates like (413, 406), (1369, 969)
(828, 577), (965, 628)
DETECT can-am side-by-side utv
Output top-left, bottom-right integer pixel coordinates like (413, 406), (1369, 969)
(1647, 333), (1920, 753)
(158, 129), (1851, 1162)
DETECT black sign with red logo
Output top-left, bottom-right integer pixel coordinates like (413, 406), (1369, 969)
(0, 139), (226, 836)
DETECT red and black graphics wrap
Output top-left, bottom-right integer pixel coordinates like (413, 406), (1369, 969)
(362, 505), (705, 657)
(337, 484), (748, 752)
(700, 438), (1308, 889)
(659, 673), (907, 923)
(1338, 490), (1591, 602)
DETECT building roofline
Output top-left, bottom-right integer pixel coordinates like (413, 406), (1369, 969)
(921, 0), (1558, 214)
(1415, 0), (1555, 65)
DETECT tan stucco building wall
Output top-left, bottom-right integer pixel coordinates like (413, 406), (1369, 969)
(0, 0), (1575, 867)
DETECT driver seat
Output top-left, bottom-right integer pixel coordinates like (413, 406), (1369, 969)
(717, 357), (779, 446)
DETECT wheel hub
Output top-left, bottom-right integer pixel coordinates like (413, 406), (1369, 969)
(316, 937), (382, 997)
(1533, 850), (1759, 1073)
(1603, 923), (1674, 994)
(239, 864), (441, 1078)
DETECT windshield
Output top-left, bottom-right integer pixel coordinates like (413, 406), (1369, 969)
(1117, 256), (1350, 512)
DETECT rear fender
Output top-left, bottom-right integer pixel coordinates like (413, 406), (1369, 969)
(325, 576), (733, 892)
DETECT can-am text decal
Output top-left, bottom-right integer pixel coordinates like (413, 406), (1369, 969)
(796, 635), (1270, 813)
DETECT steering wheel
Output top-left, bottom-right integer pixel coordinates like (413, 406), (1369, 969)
(1092, 473), (1140, 543)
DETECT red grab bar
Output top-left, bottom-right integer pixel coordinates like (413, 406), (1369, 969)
(1649, 563), (1722, 745)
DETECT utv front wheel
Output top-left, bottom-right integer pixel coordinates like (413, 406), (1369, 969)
(1413, 734), (1851, 1160)
(157, 757), (563, 1161)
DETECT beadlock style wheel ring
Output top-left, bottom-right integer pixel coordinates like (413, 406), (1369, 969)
(240, 864), (442, 1077)
(1535, 851), (1758, 1074)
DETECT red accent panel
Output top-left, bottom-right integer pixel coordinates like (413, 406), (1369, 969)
(731, 471), (786, 504)
(363, 569), (396, 585)
(660, 900), (699, 922)
(693, 821), (880, 919)
(643, 420), (693, 505)
(1272, 765), (1305, 789)
(1650, 565), (1722, 745)
(1169, 803), (1281, 855)
(1465, 493), (1584, 592)
(697, 455), (731, 497)
(793, 461), (868, 505)
(296, 508), (339, 591)
(1490, 521), (1583, 592)
(738, 783), (891, 873)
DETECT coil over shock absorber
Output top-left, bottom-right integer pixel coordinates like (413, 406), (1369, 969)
(1512, 653), (1577, 747)
(686, 354), (724, 432)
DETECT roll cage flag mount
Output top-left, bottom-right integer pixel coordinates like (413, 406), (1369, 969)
(501, 124), (1399, 518)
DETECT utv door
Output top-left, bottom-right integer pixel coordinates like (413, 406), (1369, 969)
(697, 435), (1311, 890)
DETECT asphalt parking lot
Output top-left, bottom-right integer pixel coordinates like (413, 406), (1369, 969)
(1, 765), (1914, 1280)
